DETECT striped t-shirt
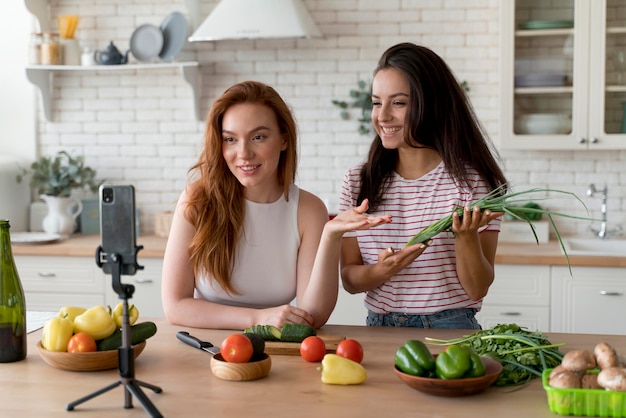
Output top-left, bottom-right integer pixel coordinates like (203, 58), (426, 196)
(338, 161), (500, 315)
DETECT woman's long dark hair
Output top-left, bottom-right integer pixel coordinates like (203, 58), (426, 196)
(358, 43), (507, 211)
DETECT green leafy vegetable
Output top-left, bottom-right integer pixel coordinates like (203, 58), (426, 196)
(425, 323), (565, 387)
(404, 185), (599, 274)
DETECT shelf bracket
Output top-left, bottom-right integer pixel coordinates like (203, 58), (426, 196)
(180, 65), (202, 121)
(26, 68), (53, 121)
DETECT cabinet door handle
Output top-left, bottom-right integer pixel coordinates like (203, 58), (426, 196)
(591, 137), (599, 144)
(134, 278), (153, 284)
(600, 290), (622, 296)
(499, 312), (521, 316)
(579, 137), (586, 144)
(38, 272), (56, 278)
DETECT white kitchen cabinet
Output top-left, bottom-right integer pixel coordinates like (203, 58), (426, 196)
(105, 258), (164, 318)
(551, 265), (626, 335)
(15, 255), (105, 311)
(476, 264), (551, 331)
(500, 0), (626, 149)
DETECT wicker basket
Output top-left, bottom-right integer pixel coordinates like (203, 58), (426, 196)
(155, 211), (174, 238)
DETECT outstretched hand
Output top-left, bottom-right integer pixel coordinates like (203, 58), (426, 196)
(326, 199), (392, 235)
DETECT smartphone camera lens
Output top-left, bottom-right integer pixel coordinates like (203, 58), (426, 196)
(102, 187), (114, 204)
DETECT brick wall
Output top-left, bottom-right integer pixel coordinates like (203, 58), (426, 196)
(37, 0), (624, 237)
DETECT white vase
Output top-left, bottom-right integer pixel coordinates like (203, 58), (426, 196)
(40, 195), (83, 236)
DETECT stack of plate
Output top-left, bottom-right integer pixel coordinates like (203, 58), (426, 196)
(130, 11), (188, 63)
(519, 20), (574, 30)
(515, 73), (567, 87)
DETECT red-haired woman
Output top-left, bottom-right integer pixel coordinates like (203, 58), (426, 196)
(162, 81), (390, 330)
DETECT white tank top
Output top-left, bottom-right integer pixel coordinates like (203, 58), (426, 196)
(194, 185), (300, 308)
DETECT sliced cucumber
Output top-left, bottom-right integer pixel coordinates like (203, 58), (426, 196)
(243, 324), (281, 341)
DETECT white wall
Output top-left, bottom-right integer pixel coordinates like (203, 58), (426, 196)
(26, 0), (625, 236)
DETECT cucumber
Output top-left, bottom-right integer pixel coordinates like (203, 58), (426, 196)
(96, 321), (157, 351)
(280, 323), (316, 343)
(243, 325), (281, 341)
(242, 332), (265, 354)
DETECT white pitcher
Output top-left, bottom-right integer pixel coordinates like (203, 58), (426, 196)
(40, 195), (83, 236)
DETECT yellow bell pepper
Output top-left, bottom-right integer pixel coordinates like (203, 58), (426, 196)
(41, 316), (74, 352)
(319, 354), (367, 385)
(111, 302), (139, 328)
(73, 305), (117, 340)
(58, 306), (86, 322)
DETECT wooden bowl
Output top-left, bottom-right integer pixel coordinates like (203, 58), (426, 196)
(37, 340), (146, 372)
(210, 353), (271, 381)
(394, 356), (502, 397)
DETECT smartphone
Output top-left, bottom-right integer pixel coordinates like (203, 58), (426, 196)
(99, 184), (139, 275)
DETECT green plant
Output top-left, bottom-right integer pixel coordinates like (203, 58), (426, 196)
(332, 79), (471, 135)
(16, 151), (102, 198)
(332, 80), (373, 135)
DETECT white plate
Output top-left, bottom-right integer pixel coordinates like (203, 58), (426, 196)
(159, 11), (188, 61)
(10, 232), (64, 245)
(130, 23), (164, 62)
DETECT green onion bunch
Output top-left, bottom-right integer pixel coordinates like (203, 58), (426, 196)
(404, 185), (597, 272)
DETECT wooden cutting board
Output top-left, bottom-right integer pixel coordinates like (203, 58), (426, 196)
(264, 334), (345, 356)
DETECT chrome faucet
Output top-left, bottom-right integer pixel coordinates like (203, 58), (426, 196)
(587, 184), (622, 239)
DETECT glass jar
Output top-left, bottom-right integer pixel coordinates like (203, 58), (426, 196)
(29, 32), (43, 65)
(40, 32), (61, 65)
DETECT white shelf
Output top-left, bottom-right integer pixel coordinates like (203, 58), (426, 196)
(26, 62), (201, 121)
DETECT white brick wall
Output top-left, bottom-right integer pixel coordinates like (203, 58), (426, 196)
(36, 0), (624, 237)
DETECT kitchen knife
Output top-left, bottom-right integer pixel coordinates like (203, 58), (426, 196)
(176, 331), (220, 355)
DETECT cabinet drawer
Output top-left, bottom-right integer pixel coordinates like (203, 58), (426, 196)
(476, 306), (550, 331)
(485, 265), (551, 306)
(551, 266), (626, 334)
(105, 258), (164, 317)
(15, 256), (104, 294)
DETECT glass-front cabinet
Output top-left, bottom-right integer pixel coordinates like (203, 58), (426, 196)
(500, 0), (626, 149)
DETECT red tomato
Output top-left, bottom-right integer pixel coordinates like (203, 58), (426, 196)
(67, 332), (97, 353)
(299, 336), (326, 362)
(220, 334), (253, 363)
(336, 338), (364, 363)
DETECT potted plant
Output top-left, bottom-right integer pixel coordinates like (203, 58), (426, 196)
(17, 151), (103, 236)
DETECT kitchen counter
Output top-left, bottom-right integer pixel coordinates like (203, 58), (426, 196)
(11, 234), (626, 267)
(5, 319), (626, 417)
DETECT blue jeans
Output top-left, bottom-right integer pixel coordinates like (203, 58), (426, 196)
(366, 308), (481, 329)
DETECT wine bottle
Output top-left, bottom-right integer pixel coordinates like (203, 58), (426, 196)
(0, 220), (27, 362)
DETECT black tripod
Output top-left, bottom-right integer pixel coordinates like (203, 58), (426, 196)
(66, 245), (163, 417)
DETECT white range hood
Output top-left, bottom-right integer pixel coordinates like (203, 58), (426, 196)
(188, 0), (322, 41)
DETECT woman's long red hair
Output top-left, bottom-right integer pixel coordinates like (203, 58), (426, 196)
(184, 81), (298, 294)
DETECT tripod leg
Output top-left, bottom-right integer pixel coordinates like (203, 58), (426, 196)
(66, 380), (122, 411)
(135, 379), (163, 393)
(124, 381), (164, 418)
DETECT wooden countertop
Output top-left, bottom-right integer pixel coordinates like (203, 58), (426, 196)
(5, 319), (626, 417)
(11, 234), (626, 267)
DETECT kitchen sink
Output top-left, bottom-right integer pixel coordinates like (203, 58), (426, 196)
(562, 238), (626, 257)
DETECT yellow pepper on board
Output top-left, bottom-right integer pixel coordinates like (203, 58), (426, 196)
(111, 302), (139, 328)
(41, 316), (74, 352)
(73, 305), (117, 340)
(58, 306), (86, 322)
(319, 354), (367, 385)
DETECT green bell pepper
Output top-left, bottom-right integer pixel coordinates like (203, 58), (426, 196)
(466, 349), (486, 378)
(395, 340), (436, 377)
(435, 344), (471, 379)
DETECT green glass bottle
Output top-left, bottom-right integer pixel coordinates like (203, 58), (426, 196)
(0, 220), (27, 362)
